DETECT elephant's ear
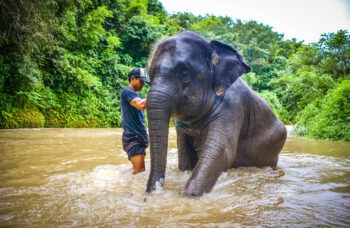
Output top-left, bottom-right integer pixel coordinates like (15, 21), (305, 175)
(210, 40), (251, 94)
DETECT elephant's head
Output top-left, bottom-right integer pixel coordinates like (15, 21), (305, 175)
(146, 31), (250, 193)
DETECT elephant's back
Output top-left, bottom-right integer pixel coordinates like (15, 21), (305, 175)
(227, 78), (286, 165)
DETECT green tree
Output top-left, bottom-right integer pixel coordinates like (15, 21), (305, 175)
(295, 79), (350, 140)
(0, 0), (348, 141)
(120, 15), (163, 66)
(0, 0), (57, 93)
(274, 66), (336, 122)
(168, 12), (199, 31)
(318, 30), (350, 79)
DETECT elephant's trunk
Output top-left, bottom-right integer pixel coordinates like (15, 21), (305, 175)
(146, 88), (173, 193)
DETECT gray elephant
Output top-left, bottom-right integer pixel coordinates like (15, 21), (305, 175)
(146, 31), (287, 196)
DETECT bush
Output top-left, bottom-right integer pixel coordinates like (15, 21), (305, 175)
(0, 92), (46, 128)
(295, 79), (350, 141)
(2, 109), (45, 128)
(274, 66), (336, 122)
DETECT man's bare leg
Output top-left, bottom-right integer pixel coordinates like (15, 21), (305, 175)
(130, 154), (145, 174)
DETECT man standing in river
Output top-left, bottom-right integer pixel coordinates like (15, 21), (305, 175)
(120, 67), (150, 174)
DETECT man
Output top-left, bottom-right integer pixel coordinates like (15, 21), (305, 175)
(120, 67), (150, 174)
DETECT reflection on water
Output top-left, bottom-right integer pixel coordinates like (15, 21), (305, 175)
(0, 128), (349, 227)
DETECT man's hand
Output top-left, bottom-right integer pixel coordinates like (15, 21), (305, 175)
(130, 98), (147, 110)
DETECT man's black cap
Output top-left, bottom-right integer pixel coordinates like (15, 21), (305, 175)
(128, 67), (150, 84)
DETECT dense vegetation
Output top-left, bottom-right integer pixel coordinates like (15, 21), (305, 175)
(1, 0), (349, 140)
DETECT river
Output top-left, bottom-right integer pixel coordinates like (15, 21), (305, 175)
(0, 128), (349, 227)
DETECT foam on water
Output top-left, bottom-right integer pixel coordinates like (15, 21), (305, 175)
(3, 149), (345, 226)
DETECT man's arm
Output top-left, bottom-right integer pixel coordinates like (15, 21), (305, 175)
(130, 97), (146, 110)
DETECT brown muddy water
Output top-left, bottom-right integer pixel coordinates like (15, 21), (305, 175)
(0, 128), (349, 227)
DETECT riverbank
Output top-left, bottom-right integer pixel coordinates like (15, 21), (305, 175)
(285, 125), (294, 137)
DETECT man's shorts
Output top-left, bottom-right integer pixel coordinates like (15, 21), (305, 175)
(122, 132), (149, 160)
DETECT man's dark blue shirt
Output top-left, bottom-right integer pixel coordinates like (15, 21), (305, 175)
(120, 86), (148, 141)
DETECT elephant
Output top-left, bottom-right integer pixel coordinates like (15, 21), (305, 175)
(146, 31), (287, 196)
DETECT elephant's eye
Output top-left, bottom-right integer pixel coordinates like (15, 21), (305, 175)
(181, 70), (189, 76)
(179, 70), (191, 84)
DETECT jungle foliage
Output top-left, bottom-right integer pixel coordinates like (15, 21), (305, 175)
(0, 0), (349, 140)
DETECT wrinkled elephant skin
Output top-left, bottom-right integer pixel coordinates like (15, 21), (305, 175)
(146, 31), (287, 196)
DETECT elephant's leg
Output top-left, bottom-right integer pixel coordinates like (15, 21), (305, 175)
(176, 126), (198, 171)
(184, 127), (239, 196)
(252, 124), (286, 168)
(184, 147), (226, 196)
(184, 131), (233, 196)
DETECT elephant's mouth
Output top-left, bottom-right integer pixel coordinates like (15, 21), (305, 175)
(174, 93), (224, 132)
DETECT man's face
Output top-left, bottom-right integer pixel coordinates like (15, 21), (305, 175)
(133, 77), (144, 91)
